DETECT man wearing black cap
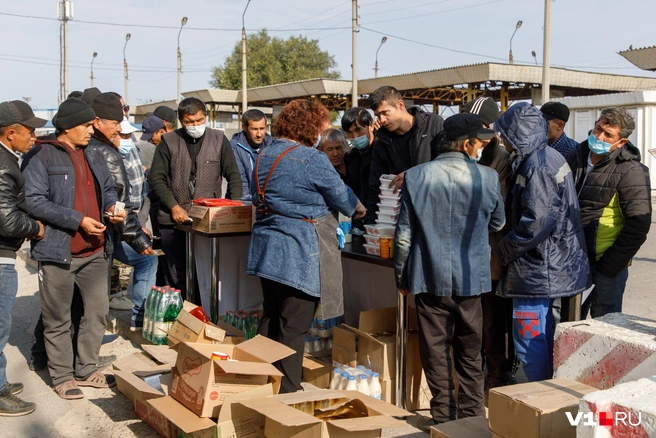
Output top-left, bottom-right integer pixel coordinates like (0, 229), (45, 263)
(540, 101), (577, 157)
(89, 93), (155, 329)
(154, 106), (177, 132)
(395, 114), (505, 430)
(22, 98), (126, 399)
(0, 101), (45, 415)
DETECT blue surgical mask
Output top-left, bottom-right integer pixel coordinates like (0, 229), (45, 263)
(468, 145), (483, 163)
(118, 139), (134, 156)
(588, 133), (617, 156)
(348, 134), (370, 150)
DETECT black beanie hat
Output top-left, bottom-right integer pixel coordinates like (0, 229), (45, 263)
(81, 87), (102, 105)
(53, 99), (96, 131)
(91, 93), (123, 122)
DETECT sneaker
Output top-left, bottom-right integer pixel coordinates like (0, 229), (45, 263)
(5, 383), (23, 395)
(29, 353), (47, 372)
(109, 296), (133, 311)
(96, 355), (117, 370)
(416, 415), (438, 433)
(130, 316), (143, 332)
(0, 387), (36, 416)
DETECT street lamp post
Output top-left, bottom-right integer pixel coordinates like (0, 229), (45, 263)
(90, 52), (97, 87)
(123, 34), (131, 107)
(374, 36), (387, 78)
(532, 50), (538, 66)
(509, 20), (522, 64)
(242, 0), (252, 114)
(177, 17), (188, 104)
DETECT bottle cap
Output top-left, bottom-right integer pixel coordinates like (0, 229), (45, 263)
(341, 372), (349, 377)
(360, 374), (367, 379)
(357, 365), (365, 370)
(348, 376), (356, 381)
(372, 372), (379, 377)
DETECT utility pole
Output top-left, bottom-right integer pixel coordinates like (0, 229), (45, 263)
(242, 0), (251, 114)
(541, 0), (551, 104)
(352, 0), (358, 108)
(123, 34), (131, 107)
(58, 0), (73, 104)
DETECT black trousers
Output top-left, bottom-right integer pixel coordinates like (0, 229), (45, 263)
(481, 286), (514, 388)
(158, 226), (187, 294)
(416, 293), (485, 423)
(257, 278), (319, 393)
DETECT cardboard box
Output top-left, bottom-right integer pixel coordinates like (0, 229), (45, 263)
(488, 378), (598, 438)
(332, 325), (358, 368)
(170, 336), (294, 418)
(350, 307), (397, 381)
(430, 416), (491, 438)
(303, 354), (333, 389)
(238, 389), (412, 438)
(168, 301), (227, 346)
(148, 385), (271, 438)
(188, 204), (252, 234)
(112, 351), (173, 376)
(214, 318), (246, 344)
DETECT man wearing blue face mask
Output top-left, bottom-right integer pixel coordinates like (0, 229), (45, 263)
(567, 107), (651, 318)
(341, 107), (375, 208)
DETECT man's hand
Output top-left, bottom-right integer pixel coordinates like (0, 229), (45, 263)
(141, 246), (154, 256)
(388, 172), (405, 194)
(354, 201), (366, 219)
(142, 226), (153, 239)
(106, 205), (127, 224)
(398, 288), (409, 296)
(373, 117), (382, 132)
(32, 220), (45, 241)
(171, 205), (189, 224)
(80, 217), (106, 236)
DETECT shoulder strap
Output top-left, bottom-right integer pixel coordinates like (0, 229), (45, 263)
(254, 146), (298, 216)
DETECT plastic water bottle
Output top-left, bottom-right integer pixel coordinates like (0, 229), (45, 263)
(164, 289), (183, 331)
(304, 335), (313, 354)
(369, 372), (382, 400)
(365, 369), (374, 385)
(357, 374), (371, 396)
(329, 369), (342, 390)
(325, 335), (333, 350)
(248, 314), (259, 339)
(357, 365), (366, 372)
(312, 336), (322, 352)
(142, 286), (158, 342)
(239, 315), (248, 336)
(151, 289), (171, 345)
(146, 287), (165, 342)
(339, 372), (350, 390)
(224, 311), (233, 326)
(345, 375), (358, 391)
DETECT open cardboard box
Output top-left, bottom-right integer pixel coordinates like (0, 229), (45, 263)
(168, 301), (227, 346)
(331, 325), (358, 368)
(148, 384), (272, 438)
(430, 416), (491, 438)
(488, 378), (598, 438)
(237, 389), (411, 438)
(170, 335), (295, 418)
(188, 203), (253, 234)
(113, 345), (176, 376)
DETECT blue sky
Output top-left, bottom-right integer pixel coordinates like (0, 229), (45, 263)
(1, 0), (654, 109)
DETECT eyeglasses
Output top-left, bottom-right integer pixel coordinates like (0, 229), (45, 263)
(123, 105), (130, 113)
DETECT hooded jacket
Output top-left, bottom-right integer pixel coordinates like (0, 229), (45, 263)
(90, 132), (151, 254)
(495, 103), (590, 299)
(566, 139), (651, 277)
(364, 107), (444, 223)
(230, 130), (272, 199)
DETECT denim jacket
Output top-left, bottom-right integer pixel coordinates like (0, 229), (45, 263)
(246, 139), (359, 297)
(394, 152), (505, 296)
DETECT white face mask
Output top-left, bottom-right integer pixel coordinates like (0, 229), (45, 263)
(184, 124), (206, 139)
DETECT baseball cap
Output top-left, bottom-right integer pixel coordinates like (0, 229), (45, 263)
(462, 97), (500, 126)
(140, 116), (165, 141)
(540, 101), (570, 122)
(444, 113), (495, 142)
(120, 117), (139, 135)
(0, 101), (47, 128)
(154, 106), (177, 125)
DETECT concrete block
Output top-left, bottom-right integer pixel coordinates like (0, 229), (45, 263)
(553, 313), (656, 389)
(577, 376), (656, 438)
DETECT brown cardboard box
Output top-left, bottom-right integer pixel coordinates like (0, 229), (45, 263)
(170, 336), (294, 418)
(148, 385), (271, 438)
(302, 354), (333, 389)
(188, 204), (252, 234)
(488, 378), (598, 438)
(168, 301), (227, 346)
(214, 318), (246, 344)
(112, 351), (173, 376)
(331, 325), (358, 368)
(430, 416), (491, 438)
(238, 389), (412, 438)
(350, 307), (397, 381)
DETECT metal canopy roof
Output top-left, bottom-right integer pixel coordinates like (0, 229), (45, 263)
(619, 46), (656, 71)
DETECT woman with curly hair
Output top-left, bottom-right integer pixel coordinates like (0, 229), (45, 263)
(246, 99), (365, 393)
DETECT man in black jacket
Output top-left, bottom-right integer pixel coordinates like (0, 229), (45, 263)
(0, 101), (45, 415)
(89, 93), (156, 330)
(567, 108), (651, 318)
(364, 86), (444, 223)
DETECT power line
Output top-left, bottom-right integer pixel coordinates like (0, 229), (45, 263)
(362, 0), (504, 25)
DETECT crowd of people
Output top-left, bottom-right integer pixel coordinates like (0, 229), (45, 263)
(0, 85), (650, 432)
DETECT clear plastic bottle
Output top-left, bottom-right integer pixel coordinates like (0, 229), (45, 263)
(142, 286), (158, 342)
(249, 314), (259, 339)
(345, 375), (358, 391)
(339, 372), (350, 390)
(329, 368), (342, 390)
(239, 315), (248, 337)
(357, 365), (366, 372)
(365, 369), (374, 385)
(304, 335), (313, 354)
(369, 372), (382, 399)
(146, 287), (165, 342)
(224, 311), (233, 326)
(312, 336), (322, 352)
(151, 289), (171, 345)
(164, 289), (183, 332)
(325, 335), (333, 350)
(357, 374), (371, 396)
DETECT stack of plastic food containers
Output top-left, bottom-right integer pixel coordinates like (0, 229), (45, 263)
(362, 174), (399, 259)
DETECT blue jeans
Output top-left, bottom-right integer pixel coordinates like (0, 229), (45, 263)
(582, 266), (629, 319)
(512, 297), (554, 382)
(113, 241), (158, 318)
(0, 264), (18, 392)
